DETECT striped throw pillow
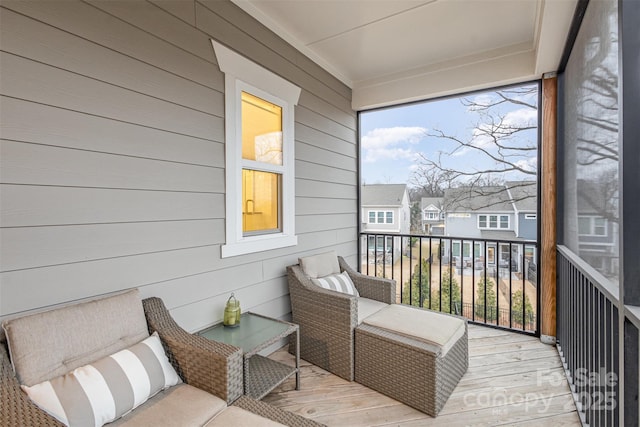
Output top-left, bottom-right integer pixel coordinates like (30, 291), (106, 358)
(21, 332), (180, 427)
(311, 271), (359, 296)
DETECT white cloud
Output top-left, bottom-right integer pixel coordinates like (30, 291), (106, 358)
(362, 126), (426, 162)
(504, 108), (537, 128)
(515, 157), (538, 173)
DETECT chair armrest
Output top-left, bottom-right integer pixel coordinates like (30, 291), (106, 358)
(142, 297), (243, 404)
(1, 339), (65, 427)
(287, 265), (357, 329)
(339, 256), (396, 304)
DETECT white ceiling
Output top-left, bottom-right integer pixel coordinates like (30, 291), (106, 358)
(232, 0), (578, 110)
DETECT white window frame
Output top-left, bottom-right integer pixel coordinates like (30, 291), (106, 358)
(478, 214), (510, 230)
(524, 213), (537, 220)
(424, 211), (439, 220)
(578, 216), (608, 237)
(368, 210), (394, 224)
(212, 41), (301, 258)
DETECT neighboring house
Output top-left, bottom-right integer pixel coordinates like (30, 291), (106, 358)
(441, 183), (537, 274)
(506, 181), (537, 240)
(575, 180), (619, 278)
(420, 197), (445, 235)
(361, 184), (410, 262)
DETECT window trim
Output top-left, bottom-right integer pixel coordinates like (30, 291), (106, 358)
(424, 211), (439, 220)
(367, 210), (394, 224)
(578, 216), (608, 237)
(212, 41), (301, 258)
(477, 214), (510, 230)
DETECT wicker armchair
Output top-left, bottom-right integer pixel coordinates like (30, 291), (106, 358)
(287, 256), (395, 381)
(1, 297), (324, 427)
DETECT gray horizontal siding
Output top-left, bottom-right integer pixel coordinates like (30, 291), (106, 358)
(0, 0), (357, 330)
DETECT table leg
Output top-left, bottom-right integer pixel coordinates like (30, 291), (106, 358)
(295, 328), (300, 390)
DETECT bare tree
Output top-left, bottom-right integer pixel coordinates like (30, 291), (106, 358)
(410, 85), (538, 208)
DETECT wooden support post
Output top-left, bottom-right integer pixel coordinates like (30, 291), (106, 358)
(540, 75), (557, 344)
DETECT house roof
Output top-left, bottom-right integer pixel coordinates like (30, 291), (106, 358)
(361, 184), (407, 207)
(480, 230), (518, 241)
(421, 197), (443, 211)
(506, 181), (537, 212)
(443, 186), (514, 212)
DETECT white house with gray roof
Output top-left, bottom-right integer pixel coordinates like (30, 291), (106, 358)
(361, 184), (410, 262)
(420, 197), (445, 235)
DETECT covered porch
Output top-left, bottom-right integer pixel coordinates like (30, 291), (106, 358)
(265, 325), (579, 426)
(1, 0), (639, 425)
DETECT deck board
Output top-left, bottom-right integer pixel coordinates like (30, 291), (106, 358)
(264, 324), (580, 426)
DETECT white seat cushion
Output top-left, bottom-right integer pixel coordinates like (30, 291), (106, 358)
(357, 298), (389, 324)
(362, 305), (465, 356)
(298, 251), (340, 278)
(111, 384), (227, 426)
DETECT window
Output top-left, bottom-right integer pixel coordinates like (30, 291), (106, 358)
(524, 213), (537, 220)
(578, 216), (608, 237)
(452, 242), (460, 257)
(368, 210), (393, 224)
(212, 41), (301, 258)
(424, 211), (439, 220)
(487, 246), (496, 264)
(478, 214), (509, 229)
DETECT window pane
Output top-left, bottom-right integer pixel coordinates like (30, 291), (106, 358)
(242, 169), (281, 233)
(241, 92), (282, 165)
(487, 247), (495, 264)
(452, 242), (460, 256)
(500, 215), (509, 229)
(594, 218), (606, 236)
(386, 211), (393, 223)
(489, 215), (498, 228)
(369, 211), (375, 223)
(479, 215), (487, 228)
(377, 212), (384, 223)
(578, 217), (591, 235)
(463, 243), (471, 257)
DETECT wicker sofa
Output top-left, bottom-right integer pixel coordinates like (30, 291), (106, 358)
(0, 290), (322, 427)
(288, 252), (468, 417)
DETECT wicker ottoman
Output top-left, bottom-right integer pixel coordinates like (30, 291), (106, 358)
(354, 305), (468, 417)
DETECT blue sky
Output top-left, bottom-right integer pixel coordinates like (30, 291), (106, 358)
(359, 85), (539, 187)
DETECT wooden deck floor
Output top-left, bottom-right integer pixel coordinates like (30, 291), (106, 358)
(264, 325), (580, 426)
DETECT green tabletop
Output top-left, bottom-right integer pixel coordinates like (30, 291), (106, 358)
(198, 312), (294, 355)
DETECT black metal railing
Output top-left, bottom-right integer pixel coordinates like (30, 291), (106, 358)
(360, 232), (539, 334)
(557, 246), (621, 426)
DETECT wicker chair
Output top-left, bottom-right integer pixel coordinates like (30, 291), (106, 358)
(0, 297), (324, 427)
(287, 256), (395, 381)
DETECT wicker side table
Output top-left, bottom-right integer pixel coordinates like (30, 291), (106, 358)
(199, 312), (300, 400)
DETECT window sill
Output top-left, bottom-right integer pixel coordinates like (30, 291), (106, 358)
(221, 234), (298, 258)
